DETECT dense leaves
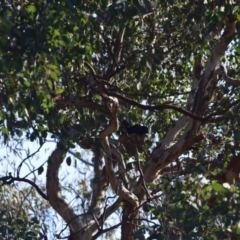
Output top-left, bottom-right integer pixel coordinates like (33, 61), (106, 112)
(0, 0), (240, 239)
(0, 185), (51, 239)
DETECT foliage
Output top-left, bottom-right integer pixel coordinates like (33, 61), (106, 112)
(0, 0), (240, 239)
(0, 184), (51, 240)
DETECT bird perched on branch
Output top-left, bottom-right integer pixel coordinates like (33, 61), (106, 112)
(122, 120), (148, 135)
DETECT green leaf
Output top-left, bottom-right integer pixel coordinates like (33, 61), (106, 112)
(16, 129), (23, 137)
(232, 6), (239, 14)
(46, 80), (53, 90)
(66, 156), (71, 166)
(50, 72), (58, 80)
(30, 132), (37, 142)
(74, 159), (77, 168)
(58, 114), (65, 124)
(211, 182), (227, 193)
(26, 5), (36, 13)
(2, 127), (9, 141)
(24, 80), (31, 87)
(55, 87), (64, 94)
(47, 64), (58, 70)
(38, 166), (44, 175)
(235, 224), (240, 234)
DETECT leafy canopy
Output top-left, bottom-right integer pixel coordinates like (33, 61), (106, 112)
(1, 0), (240, 239)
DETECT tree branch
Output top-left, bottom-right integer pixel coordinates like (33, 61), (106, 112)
(221, 65), (240, 86)
(134, 17), (236, 204)
(57, 99), (111, 116)
(0, 174), (48, 200)
(99, 93), (138, 207)
(106, 90), (206, 121)
(46, 142), (92, 240)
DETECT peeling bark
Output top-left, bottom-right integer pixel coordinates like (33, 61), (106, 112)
(134, 19), (236, 205)
(45, 14), (236, 240)
(46, 143), (103, 240)
(89, 151), (108, 217)
(99, 94), (140, 239)
(99, 95), (138, 207)
(46, 144), (87, 240)
(121, 202), (136, 240)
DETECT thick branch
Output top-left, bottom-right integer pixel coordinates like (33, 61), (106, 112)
(193, 19), (236, 116)
(99, 94), (138, 208)
(57, 99), (111, 116)
(142, 134), (204, 185)
(46, 143), (91, 240)
(88, 152), (108, 217)
(106, 90), (206, 121)
(135, 18), (236, 204)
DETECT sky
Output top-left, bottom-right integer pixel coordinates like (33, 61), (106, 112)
(0, 134), (121, 239)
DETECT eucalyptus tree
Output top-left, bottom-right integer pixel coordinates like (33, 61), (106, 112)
(0, 0), (240, 239)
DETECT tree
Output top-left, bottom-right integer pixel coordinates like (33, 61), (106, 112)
(0, 184), (52, 239)
(0, 0), (240, 239)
